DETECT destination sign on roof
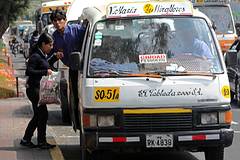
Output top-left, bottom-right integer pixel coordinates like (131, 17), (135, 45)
(106, 1), (193, 18)
(41, 6), (68, 13)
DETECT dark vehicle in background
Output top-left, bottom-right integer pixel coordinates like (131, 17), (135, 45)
(225, 40), (240, 104)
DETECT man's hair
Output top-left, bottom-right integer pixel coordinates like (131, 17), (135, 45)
(50, 9), (66, 22)
(32, 30), (39, 37)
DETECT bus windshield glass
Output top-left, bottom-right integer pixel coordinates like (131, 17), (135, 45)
(196, 6), (234, 34)
(88, 17), (223, 77)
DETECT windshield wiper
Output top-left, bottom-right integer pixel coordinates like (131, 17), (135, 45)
(92, 70), (165, 78)
(92, 70), (215, 78)
(92, 70), (130, 77)
(169, 71), (216, 78)
(143, 70), (216, 78)
(127, 71), (165, 78)
(93, 71), (163, 78)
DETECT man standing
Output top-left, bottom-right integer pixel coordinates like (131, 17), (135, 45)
(49, 9), (86, 128)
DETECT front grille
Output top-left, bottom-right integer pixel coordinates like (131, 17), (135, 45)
(123, 113), (193, 132)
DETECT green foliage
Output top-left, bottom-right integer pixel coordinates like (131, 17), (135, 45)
(24, 0), (41, 21)
(0, 0), (30, 23)
(0, 39), (5, 50)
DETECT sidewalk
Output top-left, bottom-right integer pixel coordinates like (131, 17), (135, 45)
(0, 35), (64, 160)
(0, 98), (53, 160)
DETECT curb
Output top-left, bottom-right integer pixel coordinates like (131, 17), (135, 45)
(48, 138), (65, 160)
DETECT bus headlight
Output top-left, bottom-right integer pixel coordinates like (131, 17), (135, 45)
(201, 112), (218, 125)
(98, 115), (115, 127)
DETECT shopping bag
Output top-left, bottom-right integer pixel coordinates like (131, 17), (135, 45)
(39, 71), (61, 105)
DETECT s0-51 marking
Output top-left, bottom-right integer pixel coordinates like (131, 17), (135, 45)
(94, 87), (120, 102)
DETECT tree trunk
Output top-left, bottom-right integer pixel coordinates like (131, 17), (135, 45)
(0, 15), (9, 39)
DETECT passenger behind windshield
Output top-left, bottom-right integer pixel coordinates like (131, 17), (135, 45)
(173, 19), (213, 59)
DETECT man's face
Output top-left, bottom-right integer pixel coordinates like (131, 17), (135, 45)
(52, 18), (66, 32)
(178, 29), (194, 43)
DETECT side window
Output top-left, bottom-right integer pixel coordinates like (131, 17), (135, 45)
(81, 20), (90, 60)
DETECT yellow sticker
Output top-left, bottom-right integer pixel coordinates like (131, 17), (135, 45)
(94, 87), (120, 102)
(196, 0), (204, 4)
(221, 86), (230, 99)
(144, 3), (154, 14)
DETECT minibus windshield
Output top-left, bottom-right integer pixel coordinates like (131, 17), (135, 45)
(89, 17), (223, 77)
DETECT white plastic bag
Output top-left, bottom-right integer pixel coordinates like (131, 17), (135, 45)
(39, 71), (61, 105)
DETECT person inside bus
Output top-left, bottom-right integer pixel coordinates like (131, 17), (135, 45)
(20, 33), (56, 149)
(173, 20), (213, 59)
(48, 9), (86, 127)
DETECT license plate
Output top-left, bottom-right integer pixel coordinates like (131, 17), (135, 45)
(94, 87), (120, 102)
(146, 134), (173, 148)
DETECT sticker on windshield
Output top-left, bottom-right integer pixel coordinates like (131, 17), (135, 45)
(94, 39), (102, 46)
(115, 25), (124, 30)
(166, 64), (178, 72)
(166, 64), (186, 72)
(97, 23), (104, 30)
(221, 86), (230, 99)
(95, 31), (103, 39)
(139, 54), (167, 64)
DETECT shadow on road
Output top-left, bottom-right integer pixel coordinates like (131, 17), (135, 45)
(13, 104), (32, 118)
(47, 109), (71, 126)
(59, 144), (200, 160)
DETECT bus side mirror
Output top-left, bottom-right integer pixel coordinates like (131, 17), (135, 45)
(212, 22), (217, 31)
(69, 52), (83, 71)
(225, 49), (238, 67)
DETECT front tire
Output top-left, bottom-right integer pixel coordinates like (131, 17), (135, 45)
(204, 147), (224, 160)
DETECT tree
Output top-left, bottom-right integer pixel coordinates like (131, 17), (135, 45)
(0, 0), (30, 38)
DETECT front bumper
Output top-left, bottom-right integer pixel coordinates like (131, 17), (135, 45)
(85, 128), (233, 151)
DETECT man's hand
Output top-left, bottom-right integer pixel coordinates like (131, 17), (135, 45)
(56, 51), (64, 59)
(47, 69), (53, 76)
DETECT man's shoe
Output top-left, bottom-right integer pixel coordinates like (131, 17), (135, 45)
(20, 139), (36, 148)
(38, 142), (56, 149)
